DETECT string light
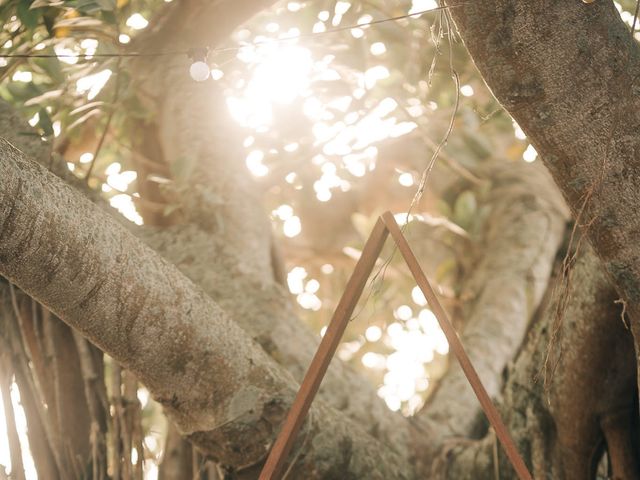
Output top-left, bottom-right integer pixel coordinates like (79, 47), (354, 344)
(189, 61), (209, 81)
(187, 47), (210, 81)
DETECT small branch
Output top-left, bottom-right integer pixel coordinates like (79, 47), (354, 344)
(72, 331), (108, 479)
(84, 59), (122, 184)
(110, 363), (123, 480)
(123, 371), (143, 480)
(0, 355), (26, 480)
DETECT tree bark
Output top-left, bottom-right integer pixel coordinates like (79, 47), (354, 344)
(444, 247), (638, 479)
(415, 160), (568, 471)
(445, 0), (640, 326)
(0, 139), (415, 477)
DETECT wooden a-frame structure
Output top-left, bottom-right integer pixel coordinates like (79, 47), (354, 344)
(259, 211), (533, 480)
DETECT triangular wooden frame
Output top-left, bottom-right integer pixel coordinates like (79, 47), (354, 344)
(260, 212), (532, 480)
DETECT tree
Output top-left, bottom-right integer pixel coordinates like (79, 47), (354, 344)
(0, 0), (638, 478)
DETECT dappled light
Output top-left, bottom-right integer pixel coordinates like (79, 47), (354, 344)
(1, 0), (639, 477)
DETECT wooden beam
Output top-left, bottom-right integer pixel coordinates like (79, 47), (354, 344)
(259, 218), (389, 480)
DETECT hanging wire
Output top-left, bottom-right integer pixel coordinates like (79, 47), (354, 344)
(3, 2), (468, 329)
(0, 5), (463, 60)
(355, 6), (463, 322)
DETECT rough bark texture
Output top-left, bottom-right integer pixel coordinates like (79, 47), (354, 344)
(421, 161), (568, 445)
(127, 0), (417, 462)
(0, 139), (414, 477)
(444, 247), (638, 479)
(446, 0), (640, 330)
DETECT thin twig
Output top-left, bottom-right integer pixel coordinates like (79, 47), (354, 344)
(0, 356), (26, 480)
(84, 58), (122, 184)
(111, 363), (123, 480)
(492, 427), (500, 480)
(72, 331), (107, 480)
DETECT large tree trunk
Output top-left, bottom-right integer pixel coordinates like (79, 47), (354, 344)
(445, 0), (640, 367)
(443, 246), (638, 479)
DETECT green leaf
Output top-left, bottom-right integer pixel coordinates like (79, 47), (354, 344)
(462, 129), (492, 160)
(65, 0), (115, 12)
(31, 0), (64, 8)
(17, 0), (39, 29)
(453, 190), (477, 230)
(38, 107), (54, 136)
(54, 15), (102, 26)
(42, 11), (55, 35)
(32, 55), (65, 83)
(64, 0), (100, 13)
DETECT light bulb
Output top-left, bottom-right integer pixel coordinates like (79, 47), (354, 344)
(189, 61), (210, 82)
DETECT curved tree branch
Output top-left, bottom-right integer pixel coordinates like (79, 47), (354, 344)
(0, 138), (416, 477)
(417, 161), (568, 464)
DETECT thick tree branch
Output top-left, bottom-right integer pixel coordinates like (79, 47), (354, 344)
(446, 0), (640, 322)
(125, 0), (416, 453)
(444, 247), (637, 479)
(0, 139), (415, 477)
(418, 161), (568, 455)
